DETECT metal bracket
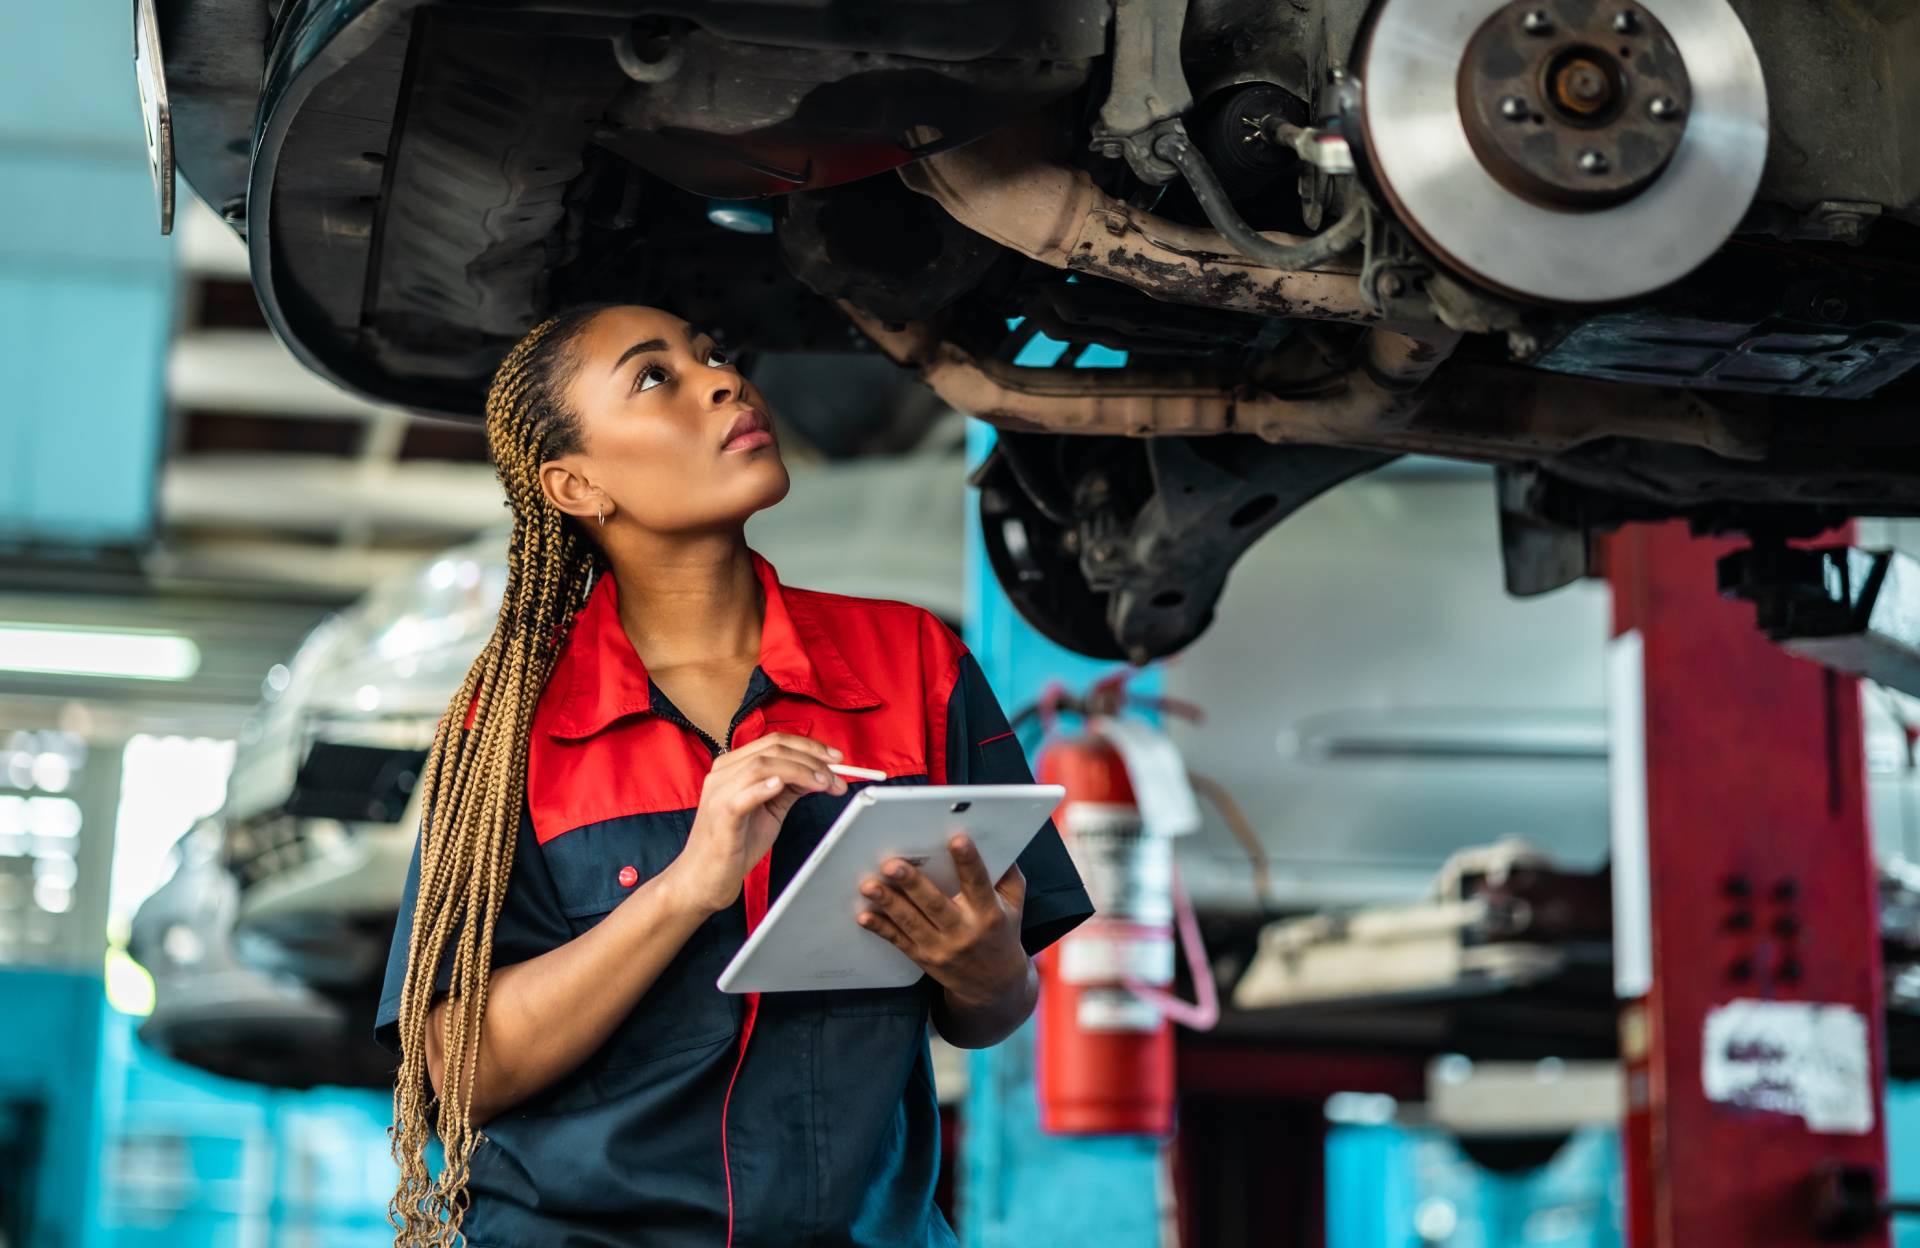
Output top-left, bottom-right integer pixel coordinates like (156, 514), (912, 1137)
(1719, 543), (1920, 695)
(1496, 466), (1593, 597)
(1295, 65), (1363, 229)
(1357, 202), (1433, 320)
(1355, 178), (1533, 335)
(1805, 200), (1882, 246)
(1090, 0), (1194, 184)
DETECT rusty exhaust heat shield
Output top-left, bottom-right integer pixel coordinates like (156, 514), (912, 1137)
(896, 121), (1375, 324)
(843, 304), (1759, 461)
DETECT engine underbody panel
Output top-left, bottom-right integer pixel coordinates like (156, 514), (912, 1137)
(155, 0), (1920, 658)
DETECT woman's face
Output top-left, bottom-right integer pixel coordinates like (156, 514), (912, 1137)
(541, 305), (789, 534)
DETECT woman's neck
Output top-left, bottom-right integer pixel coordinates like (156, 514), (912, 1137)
(606, 534), (763, 673)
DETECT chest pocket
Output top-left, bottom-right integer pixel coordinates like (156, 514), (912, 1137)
(540, 811), (740, 1071)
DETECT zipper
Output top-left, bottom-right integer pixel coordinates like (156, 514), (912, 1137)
(718, 685), (768, 753)
(716, 689), (765, 1248)
(657, 675), (775, 1246)
(689, 720), (727, 757)
(655, 676), (769, 760)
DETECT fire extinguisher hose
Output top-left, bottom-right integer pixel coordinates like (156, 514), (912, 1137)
(1120, 863), (1220, 1031)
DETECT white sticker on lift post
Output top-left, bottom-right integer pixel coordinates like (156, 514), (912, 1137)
(1701, 999), (1875, 1135)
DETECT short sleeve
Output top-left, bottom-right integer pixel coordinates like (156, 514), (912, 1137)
(943, 652), (1095, 956)
(372, 803), (573, 1057)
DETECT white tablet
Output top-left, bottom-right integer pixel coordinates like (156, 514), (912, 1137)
(716, 783), (1066, 994)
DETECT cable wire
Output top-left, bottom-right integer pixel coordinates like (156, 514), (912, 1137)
(1152, 129), (1367, 272)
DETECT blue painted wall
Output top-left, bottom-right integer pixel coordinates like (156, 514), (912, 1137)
(93, 1007), (396, 1248)
(0, 1), (175, 550)
(0, 970), (396, 1248)
(957, 421), (1165, 1247)
(1326, 1125), (1623, 1248)
(0, 969), (108, 1248)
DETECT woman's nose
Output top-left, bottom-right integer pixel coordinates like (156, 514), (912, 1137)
(709, 378), (735, 405)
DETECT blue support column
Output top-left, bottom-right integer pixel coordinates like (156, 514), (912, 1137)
(1885, 1082), (1920, 1248)
(0, 970), (107, 1248)
(957, 422), (1165, 1248)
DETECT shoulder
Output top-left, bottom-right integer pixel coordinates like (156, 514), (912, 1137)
(783, 585), (970, 692)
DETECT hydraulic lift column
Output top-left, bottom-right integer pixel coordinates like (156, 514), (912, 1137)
(1607, 521), (1890, 1246)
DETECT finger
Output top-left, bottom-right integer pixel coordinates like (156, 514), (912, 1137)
(740, 757), (840, 797)
(882, 859), (957, 929)
(714, 737), (825, 768)
(948, 835), (998, 909)
(728, 775), (789, 816)
(862, 874), (938, 942)
(715, 743), (827, 777)
(738, 733), (843, 764)
(732, 746), (848, 793)
(995, 862), (1028, 912)
(856, 909), (912, 953)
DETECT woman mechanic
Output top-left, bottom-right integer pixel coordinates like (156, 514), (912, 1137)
(373, 303), (1095, 1247)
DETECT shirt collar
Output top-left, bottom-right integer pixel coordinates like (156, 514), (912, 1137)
(545, 548), (880, 740)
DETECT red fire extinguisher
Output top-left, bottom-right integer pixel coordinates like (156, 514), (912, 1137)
(1031, 679), (1219, 1137)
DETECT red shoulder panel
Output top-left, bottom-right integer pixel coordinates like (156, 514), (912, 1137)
(523, 589), (969, 843)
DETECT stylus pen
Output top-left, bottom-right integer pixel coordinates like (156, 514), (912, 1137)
(827, 762), (887, 781)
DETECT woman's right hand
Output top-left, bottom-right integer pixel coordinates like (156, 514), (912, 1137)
(668, 733), (847, 915)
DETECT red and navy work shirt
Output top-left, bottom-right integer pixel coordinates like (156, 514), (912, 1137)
(374, 549), (1094, 1248)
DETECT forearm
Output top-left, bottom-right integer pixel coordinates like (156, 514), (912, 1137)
(428, 864), (712, 1123)
(930, 957), (1039, 1049)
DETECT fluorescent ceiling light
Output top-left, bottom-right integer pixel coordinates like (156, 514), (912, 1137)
(0, 624), (201, 681)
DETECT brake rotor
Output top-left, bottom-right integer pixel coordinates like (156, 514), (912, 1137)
(1360, 0), (1767, 305)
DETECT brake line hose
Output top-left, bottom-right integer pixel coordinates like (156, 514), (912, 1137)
(1151, 129), (1366, 272)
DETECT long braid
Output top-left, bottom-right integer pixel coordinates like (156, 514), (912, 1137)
(385, 304), (617, 1245)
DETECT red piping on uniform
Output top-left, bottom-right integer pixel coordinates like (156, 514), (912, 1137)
(723, 852), (773, 1246)
(976, 730), (1016, 747)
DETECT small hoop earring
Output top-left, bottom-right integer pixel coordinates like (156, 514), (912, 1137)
(595, 500), (606, 526)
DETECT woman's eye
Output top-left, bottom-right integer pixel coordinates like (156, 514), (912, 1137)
(705, 345), (732, 368)
(635, 364), (668, 393)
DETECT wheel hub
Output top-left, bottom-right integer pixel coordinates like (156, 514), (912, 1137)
(1458, 1), (1692, 209)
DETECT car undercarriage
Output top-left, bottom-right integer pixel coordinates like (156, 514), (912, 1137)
(154, 0), (1920, 660)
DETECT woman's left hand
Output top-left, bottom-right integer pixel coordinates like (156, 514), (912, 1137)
(857, 835), (1029, 1008)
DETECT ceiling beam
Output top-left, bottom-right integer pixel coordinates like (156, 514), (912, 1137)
(168, 329), (430, 423)
(160, 454), (501, 537)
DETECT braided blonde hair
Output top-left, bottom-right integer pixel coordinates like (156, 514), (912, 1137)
(385, 303), (617, 1245)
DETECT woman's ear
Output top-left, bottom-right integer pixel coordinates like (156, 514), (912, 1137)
(538, 458), (608, 524)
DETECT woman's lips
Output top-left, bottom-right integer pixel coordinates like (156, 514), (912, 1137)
(721, 405), (773, 453)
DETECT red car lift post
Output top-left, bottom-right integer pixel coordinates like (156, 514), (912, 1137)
(1608, 521), (1890, 1246)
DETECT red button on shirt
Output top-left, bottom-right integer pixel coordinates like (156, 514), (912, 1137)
(617, 865), (639, 888)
